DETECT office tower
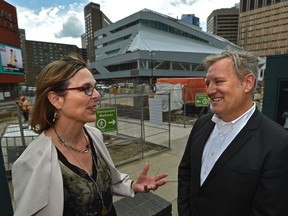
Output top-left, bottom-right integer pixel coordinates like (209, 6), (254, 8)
(180, 14), (200, 27)
(81, 33), (87, 49)
(207, 7), (239, 45)
(238, 0), (288, 57)
(84, 2), (112, 63)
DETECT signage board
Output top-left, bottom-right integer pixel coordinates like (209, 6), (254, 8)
(95, 107), (118, 132)
(195, 93), (209, 107)
(0, 43), (24, 74)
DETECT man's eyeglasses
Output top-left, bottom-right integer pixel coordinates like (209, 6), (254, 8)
(65, 83), (97, 96)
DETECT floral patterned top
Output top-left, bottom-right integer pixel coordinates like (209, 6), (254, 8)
(57, 134), (117, 216)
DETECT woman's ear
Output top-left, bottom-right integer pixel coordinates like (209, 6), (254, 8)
(47, 91), (63, 109)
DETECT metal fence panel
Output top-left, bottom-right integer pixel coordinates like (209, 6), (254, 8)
(98, 93), (171, 166)
(0, 103), (37, 176)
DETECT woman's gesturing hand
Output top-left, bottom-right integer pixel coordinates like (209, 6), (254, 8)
(131, 162), (168, 193)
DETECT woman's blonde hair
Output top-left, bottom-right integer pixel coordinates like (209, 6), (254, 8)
(30, 53), (87, 134)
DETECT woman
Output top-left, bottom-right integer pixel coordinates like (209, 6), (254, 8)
(12, 54), (168, 216)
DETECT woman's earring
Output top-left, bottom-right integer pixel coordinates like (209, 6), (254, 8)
(53, 110), (60, 122)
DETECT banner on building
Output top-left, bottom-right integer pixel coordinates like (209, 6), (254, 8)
(0, 43), (24, 74)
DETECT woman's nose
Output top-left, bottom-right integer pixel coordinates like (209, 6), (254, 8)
(92, 88), (101, 99)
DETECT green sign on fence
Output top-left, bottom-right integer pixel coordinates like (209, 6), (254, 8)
(195, 93), (209, 107)
(96, 107), (118, 132)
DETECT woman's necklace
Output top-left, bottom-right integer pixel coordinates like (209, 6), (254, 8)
(53, 127), (91, 153)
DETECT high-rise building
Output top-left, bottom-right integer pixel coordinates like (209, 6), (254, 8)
(180, 14), (200, 27)
(84, 3), (112, 63)
(19, 29), (26, 67)
(207, 7), (239, 45)
(19, 29), (26, 47)
(238, 0), (288, 57)
(81, 33), (87, 49)
(23, 40), (86, 86)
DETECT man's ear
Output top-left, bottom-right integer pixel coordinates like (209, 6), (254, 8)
(244, 74), (256, 93)
(47, 91), (63, 109)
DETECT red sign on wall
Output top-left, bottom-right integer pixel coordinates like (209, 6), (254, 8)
(0, 1), (20, 47)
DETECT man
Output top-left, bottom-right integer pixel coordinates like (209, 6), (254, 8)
(19, 96), (30, 122)
(178, 49), (288, 216)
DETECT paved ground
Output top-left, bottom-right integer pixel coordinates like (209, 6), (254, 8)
(114, 123), (192, 216)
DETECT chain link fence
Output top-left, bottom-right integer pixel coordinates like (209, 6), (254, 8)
(0, 92), (172, 174)
(0, 103), (37, 178)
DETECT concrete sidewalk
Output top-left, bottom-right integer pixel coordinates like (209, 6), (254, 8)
(114, 124), (192, 216)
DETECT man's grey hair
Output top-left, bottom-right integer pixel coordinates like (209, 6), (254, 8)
(204, 48), (259, 90)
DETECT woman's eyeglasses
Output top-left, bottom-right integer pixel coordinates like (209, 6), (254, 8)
(65, 83), (97, 96)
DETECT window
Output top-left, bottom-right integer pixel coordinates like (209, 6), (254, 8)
(258, 0), (263, 8)
(266, 0), (271, 6)
(250, 0), (254, 10)
(242, 0), (247, 12)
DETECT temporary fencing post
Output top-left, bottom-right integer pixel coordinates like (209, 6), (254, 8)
(0, 147), (14, 215)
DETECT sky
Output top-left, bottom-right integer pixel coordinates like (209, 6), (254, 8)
(5, 0), (239, 48)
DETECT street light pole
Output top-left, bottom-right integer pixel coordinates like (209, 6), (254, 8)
(149, 50), (155, 91)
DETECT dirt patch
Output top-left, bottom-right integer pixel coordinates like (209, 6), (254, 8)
(104, 135), (167, 164)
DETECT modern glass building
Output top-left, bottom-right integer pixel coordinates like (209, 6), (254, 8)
(180, 14), (200, 28)
(89, 9), (241, 85)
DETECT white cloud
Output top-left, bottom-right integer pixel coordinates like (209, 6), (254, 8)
(16, 0), (238, 47)
(95, 0), (238, 29)
(55, 14), (84, 38)
(17, 4), (84, 47)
